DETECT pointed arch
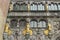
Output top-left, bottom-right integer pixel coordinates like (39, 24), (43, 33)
(13, 3), (20, 10)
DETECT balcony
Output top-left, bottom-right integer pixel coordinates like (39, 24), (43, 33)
(8, 12), (60, 17)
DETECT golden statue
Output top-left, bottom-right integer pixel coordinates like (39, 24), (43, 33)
(44, 29), (49, 36)
(44, 23), (52, 36)
(4, 23), (12, 35)
(4, 23), (9, 33)
(23, 23), (32, 36)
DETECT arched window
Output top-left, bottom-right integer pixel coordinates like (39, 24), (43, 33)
(30, 3), (37, 11)
(30, 19), (37, 28)
(38, 19), (47, 28)
(20, 3), (28, 11)
(58, 3), (60, 10)
(38, 3), (45, 11)
(10, 19), (18, 28)
(48, 3), (55, 11)
(13, 3), (20, 10)
(19, 19), (27, 27)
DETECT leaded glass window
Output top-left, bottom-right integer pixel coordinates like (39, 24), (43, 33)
(30, 20), (37, 27)
(30, 3), (37, 11)
(38, 3), (45, 11)
(20, 3), (28, 11)
(38, 20), (47, 28)
(48, 3), (57, 11)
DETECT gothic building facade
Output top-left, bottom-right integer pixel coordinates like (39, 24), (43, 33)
(4, 0), (60, 40)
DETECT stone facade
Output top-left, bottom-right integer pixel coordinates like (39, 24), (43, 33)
(4, 0), (60, 40)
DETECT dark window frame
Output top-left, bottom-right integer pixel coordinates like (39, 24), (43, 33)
(10, 19), (18, 28)
(19, 19), (27, 28)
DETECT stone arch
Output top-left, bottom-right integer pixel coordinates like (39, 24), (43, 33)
(10, 19), (18, 28)
(19, 19), (27, 28)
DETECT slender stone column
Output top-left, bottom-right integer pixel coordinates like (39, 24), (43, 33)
(0, 0), (10, 40)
